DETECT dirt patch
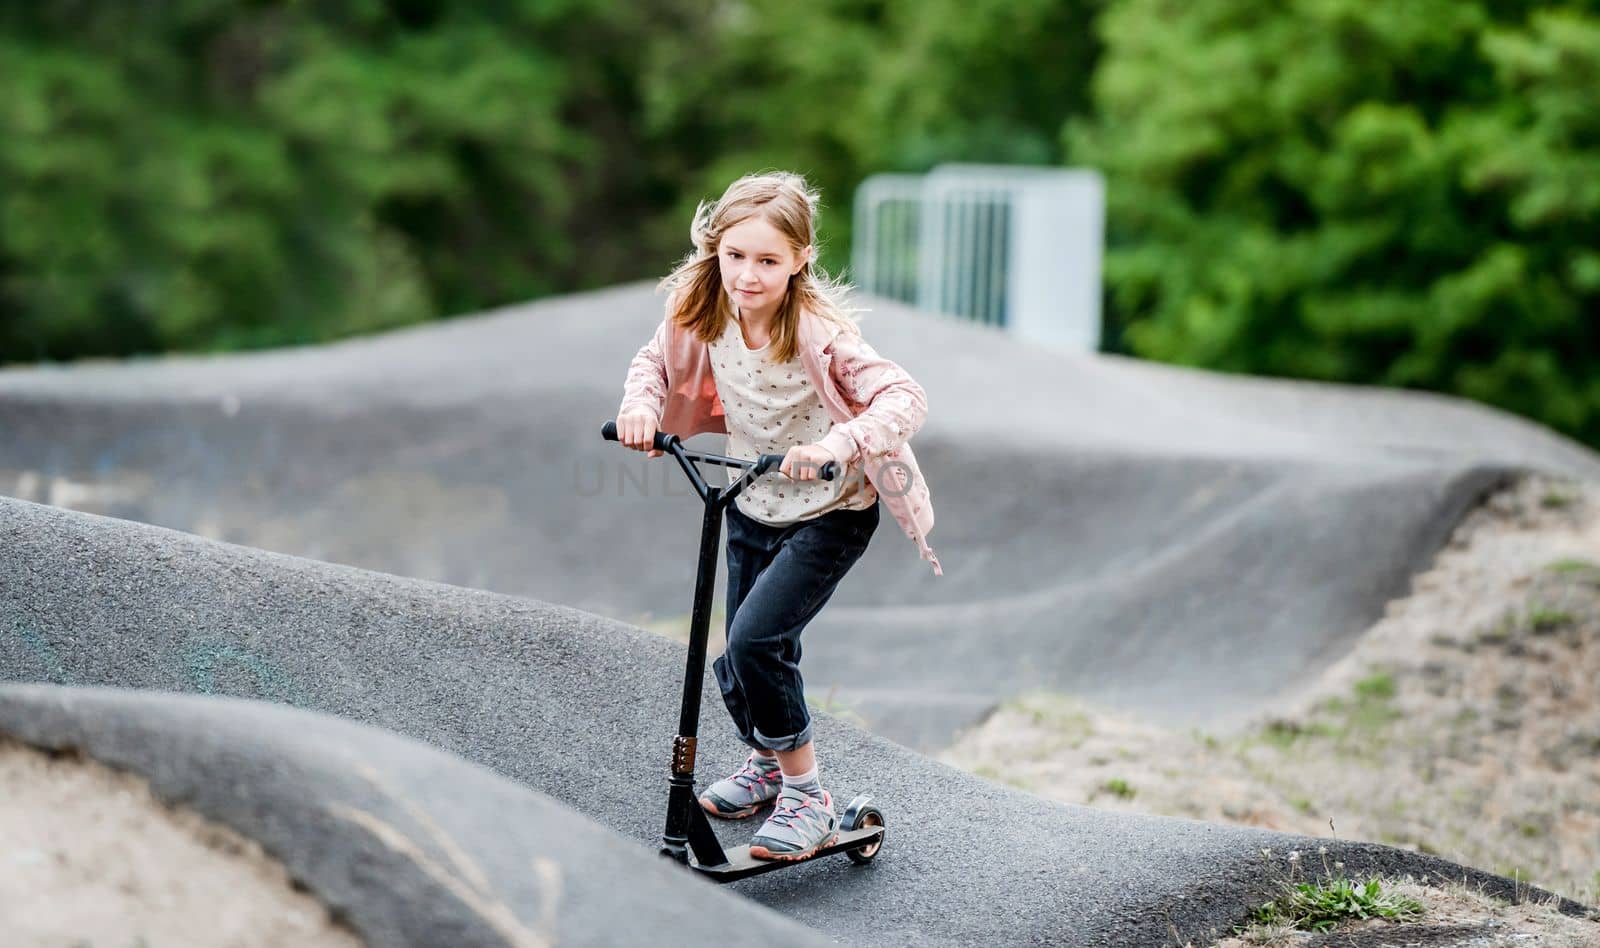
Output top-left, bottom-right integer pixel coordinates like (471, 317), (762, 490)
(940, 474), (1600, 942)
(0, 736), (364, 948)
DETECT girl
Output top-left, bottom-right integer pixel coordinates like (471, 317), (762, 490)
(616, 171), (940, 862)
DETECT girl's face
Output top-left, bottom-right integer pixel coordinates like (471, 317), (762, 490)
(717, 216), (811, 321)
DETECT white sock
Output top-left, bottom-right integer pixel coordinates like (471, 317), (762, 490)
(781, 766), (822, 799)
(750, 750), (779, 770)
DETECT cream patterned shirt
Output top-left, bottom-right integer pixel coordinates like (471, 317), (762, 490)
(709, 312), (878, 525)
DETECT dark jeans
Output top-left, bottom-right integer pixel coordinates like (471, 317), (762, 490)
(713, 498), (880, 752)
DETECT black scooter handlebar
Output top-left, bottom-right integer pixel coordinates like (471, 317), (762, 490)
(601, 419), (677, 454)
(602, 420), (837, 481)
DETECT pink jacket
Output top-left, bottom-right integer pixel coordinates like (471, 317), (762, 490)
(619, 306), (943, 575)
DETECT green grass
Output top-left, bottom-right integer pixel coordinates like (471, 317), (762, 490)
(1544, 558), (1600, 576)
(1252, 671), (1400, 757)
(1260, 718), (1337, 748)
(1541, 489), (1576, 509)
(1100, 777), (1136, 799)
(1233, 670), (1408, 776)
(1344, 673), (1402, 736)
(1353, 673), (1396, 701)
(1251, 877), (1423, 933)
(1525, 607), (1575, 634)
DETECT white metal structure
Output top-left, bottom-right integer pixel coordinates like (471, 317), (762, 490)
(851, 164), (1104, 351)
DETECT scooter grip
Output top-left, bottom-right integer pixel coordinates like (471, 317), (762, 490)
(759, 454), (838, 481)
(601, 420), (674, 453)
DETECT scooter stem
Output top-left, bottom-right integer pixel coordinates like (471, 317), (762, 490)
(599, 420), (837, 866)
(660, 494), (733, 866)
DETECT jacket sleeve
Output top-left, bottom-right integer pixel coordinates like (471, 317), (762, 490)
(618, 315), (670, 422)
(815, 330), (928, 465)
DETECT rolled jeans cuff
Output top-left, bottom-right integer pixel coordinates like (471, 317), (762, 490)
(751, 721), (813, 753)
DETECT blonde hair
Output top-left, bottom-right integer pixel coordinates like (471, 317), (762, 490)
(655, 171), (861, 363)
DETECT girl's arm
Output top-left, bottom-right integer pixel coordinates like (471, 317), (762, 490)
(618, 315), (670, 423)
(618, 315), (671, 458)
(815, 331), (928, 465)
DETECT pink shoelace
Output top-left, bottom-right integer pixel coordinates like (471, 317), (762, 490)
(731, 758), (782, 793)
(765, 791), (828, 830)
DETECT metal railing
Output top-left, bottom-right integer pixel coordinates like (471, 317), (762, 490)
(851, 164), (1104, 351)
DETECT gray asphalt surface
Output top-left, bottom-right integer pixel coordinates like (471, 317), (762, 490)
(3, 284), (1598, 749)
(0, 683), (832, 948)
(1, 496), (1585, 946)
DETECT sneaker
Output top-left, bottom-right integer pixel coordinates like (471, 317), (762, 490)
(749, 786), (839, 861)
(699, 752), (784, 819)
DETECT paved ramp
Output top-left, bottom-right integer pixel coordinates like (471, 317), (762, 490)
(0, 683), (831, 948)
(0, 497), (1580, 945)
(3, 284), (1598, 748)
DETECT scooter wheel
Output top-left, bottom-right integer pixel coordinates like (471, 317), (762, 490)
(841, 802), (885, 865)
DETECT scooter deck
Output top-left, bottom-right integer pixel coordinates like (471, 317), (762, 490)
(689, 825), (885, 882)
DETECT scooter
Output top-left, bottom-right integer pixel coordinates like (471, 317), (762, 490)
(601, 420), (886, 881)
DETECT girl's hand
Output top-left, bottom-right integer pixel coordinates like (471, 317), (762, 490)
(618, 408), (663, 458)
(780, 444), (839, 481)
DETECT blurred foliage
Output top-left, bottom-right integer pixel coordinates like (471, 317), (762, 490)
(639, 0), (1100, 275)
(1071, 0), (1600, 445)
(0, 0), (1097, 360)
(5, 0), (1597, 450)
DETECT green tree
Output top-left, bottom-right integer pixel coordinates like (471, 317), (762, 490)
(0, 1), (1104, 362)
(1071, 1), (1600, 445)
(0, 2), (694, 359)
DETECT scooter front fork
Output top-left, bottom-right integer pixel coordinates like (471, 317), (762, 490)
(660, 737), (728, 866)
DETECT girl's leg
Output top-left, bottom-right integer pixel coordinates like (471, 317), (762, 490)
(698, 504), (795, 821)
(735, 502), (878, 859)
(715, 503), (786, 750)
(753, 738), (814, 790)
(774, 742), (814, 775)
(720, 502), (879, 756)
